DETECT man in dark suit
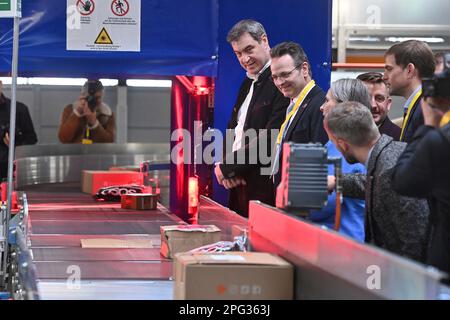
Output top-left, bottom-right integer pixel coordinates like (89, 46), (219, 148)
(392, 68), (450, 275)
(269, 41), (328, 187)
(325, 101), (429, 262)
(383, 40), (435, 143)
(0, 80), (38, 180)
(214, 20), (290, 217)
(357, 72), (401, 140)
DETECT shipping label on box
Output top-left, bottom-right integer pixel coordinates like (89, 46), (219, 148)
(160, 225), (221, 259)
(173, 252), (294, 300)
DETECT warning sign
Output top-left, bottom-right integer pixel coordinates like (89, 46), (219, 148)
(77, 0), (95, 16)
(94, 27), (113, 44)
(111, 0), (129, 16)
(66, 0), (140, 52)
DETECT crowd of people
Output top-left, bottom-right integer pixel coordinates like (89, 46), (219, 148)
(214, 19), (450, 276)
(1, 18), (449, 276)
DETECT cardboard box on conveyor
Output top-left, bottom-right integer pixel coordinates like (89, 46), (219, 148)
(160, 225), (221, 259)
(173, 252), (294, 300)
(81, 170), (144, 195)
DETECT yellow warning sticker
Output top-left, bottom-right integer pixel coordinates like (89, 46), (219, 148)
(94, 27), (113, 45)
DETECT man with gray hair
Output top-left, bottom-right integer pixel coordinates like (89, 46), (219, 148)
(325, 101), (429, 262)
(214, 19), (290, 217)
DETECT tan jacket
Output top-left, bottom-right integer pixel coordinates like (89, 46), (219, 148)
(58, 103), (116, 143)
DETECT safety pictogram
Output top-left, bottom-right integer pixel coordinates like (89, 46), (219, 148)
(94, 27), (113, 45)
(111, 0), (129, 16)
(77, 0), (95, 16)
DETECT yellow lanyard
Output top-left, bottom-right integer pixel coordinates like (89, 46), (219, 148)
(276, 80), (315, 144)
(400, 89), (422, 141)
(82, 127), (93, 144)
(440, 110), (450, 127)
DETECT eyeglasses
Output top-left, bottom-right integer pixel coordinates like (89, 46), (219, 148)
(271, 64), (301, 83)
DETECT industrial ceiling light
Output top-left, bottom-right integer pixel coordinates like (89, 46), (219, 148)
(126, 79), (172, 88)
(385, 37), (445, 43)
(0, 77), (116, 86)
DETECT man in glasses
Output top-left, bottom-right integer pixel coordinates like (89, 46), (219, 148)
(213, 20), (290, 217)
(357, 72), (401, 141)
(269, 41), (328, 187)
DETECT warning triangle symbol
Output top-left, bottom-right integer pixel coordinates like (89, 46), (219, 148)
(94, 28), (113, 45)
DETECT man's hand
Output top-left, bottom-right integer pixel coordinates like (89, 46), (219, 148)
(76, 96), (97, 126)
(3, 132), (9, 146)
(422, 97), (445, 128)
(75, 96), (88, 116)
(214, 164), (225, 185)
(84, 105), (97, 127)
(327, 175), (336, 192)
(222, 177), (247, 190)
(214, 164), (247, 189)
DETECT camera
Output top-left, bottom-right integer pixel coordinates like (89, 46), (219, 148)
(84, 80), (103, 111)
(422, 54), (450, 98)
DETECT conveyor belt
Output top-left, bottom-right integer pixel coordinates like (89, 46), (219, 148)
(34, 261), (174, 280)
(23, 186), (247, 299)
(30, 234), (161, 247)
(23, 186), (181, 299)
(32, 248), (166, 262)
(37, 280), (174, 300)
(30, 220), (174, 235)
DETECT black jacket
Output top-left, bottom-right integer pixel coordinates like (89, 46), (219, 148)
(392, 124), (450, 274)
(220, 66), (290, 216)
(274, 85), (328, 187)
(0, 94), (38, 179)
(378, 116), (401, 141)
(401, 94), (424, 143)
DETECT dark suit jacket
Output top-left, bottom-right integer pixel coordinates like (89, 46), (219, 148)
(401, 93), (424, 143)
(0, 94), (38, 179)
(378, 116), (401, 141)
(342, 135), (430, 262)
(220, 67), (290, 216)
(392, 124), (450, 274)
(274, 85), (328, 187)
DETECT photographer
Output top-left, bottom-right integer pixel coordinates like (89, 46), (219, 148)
(0, 80), (38, 179)
(391, 59), (450, 275)
(58, 80), (116, 143)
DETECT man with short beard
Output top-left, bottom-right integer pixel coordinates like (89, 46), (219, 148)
(357, 72), (401, 140)
(325, 101), (429, 262)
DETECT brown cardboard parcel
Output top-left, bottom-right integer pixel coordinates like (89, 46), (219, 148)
(81, 170), (143, 195)
(174, 252), (293, 300)
(160, 225), (221, 259)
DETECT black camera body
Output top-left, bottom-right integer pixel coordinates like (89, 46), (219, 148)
(86, 82), (99, 111)
(422, 69), (450, 99)
(423, 53), (450, 99)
